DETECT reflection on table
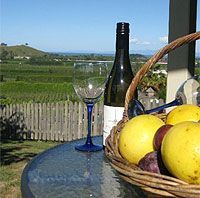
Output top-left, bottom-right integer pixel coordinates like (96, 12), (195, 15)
(21, 136), (147, 198)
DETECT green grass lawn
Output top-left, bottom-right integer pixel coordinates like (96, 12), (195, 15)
(0, 139), (59, 198)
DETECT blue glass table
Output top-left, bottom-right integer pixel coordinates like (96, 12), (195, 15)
(21, 136), (148, 198)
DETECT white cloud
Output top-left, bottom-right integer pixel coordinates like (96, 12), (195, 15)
(140, 41), (150, 45)
(130, 37), (150, 45)
(130, 37), (138, 43)
(159, 36), (168, 43)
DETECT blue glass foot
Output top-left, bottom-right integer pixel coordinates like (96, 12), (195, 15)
(75, 103), (103, 152)
(75, 143), (103, 152)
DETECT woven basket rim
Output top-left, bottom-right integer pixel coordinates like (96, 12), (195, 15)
(105, 31), (200, 198)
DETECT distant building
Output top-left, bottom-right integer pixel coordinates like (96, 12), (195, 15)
(14, 56), (30, 60)
(145, 87), (156, 98)
(138, 87), (157, 99)
(152, 69), (167, 75)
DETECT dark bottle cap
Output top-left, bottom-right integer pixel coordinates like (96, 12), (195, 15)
(116, 22), (129, 34)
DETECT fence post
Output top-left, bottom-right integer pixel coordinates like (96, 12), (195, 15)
(46, 103), (51, 141)
(55, 102), (59, 141)
(50, 103), (55, 141)
(59, 102), (64, 141)
(83, 105), (87, 138)
(93, 103), (98, 136)
(63, 101), (68, 141)
(98, 101), (104, 136)
(68, 101), (73, 141)
(78, 102), (83, 139)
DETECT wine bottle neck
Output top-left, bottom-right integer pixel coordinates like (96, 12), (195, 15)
(114, 33), (131, 67)
(116, 33), (129, 51)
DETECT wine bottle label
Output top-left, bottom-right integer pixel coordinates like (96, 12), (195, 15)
(103, 105), (124, 146)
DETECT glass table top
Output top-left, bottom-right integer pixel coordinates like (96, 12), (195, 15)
(21, 136), (147, 198)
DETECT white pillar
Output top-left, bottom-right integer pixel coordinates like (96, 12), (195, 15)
(166, 0), (197, 111)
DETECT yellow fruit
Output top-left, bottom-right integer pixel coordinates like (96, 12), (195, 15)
(166, 104), (200, 125)
(161, 121), (200, 184)
(119, 115), (164, 164)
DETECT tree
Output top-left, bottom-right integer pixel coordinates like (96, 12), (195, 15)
(8, 51), (14, 59)
(0, 50), (9, 60)
(1, 43), (7, 46)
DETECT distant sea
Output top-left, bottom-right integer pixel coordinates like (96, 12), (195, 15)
(52, 52), (115, 56)
(49, 50), (200, 58)
(49, 49), (158, 56)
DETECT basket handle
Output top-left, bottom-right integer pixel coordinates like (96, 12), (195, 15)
(124, 31), (200, 118)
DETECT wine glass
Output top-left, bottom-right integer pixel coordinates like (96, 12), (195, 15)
(128, 75), (200, 118)
(73, 62), (108, 152)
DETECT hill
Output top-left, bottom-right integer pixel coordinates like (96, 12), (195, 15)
(0, 45), (47, 59)
(130, 53), (147, 59)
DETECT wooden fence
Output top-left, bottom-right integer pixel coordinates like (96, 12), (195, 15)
(0, 101), (103, 142)
(0, 98), (164, 142)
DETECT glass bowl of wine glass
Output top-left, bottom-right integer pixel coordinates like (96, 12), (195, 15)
(176, 75), (199, 105)
(73, 61), (108, 152)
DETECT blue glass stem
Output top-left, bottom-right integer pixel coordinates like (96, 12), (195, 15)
(85, 103), (94, 145)
(146, 99), (180, 114)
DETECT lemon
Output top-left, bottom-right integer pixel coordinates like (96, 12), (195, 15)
(119, 115), (164, 164)
(161, 121), (200, 184)
(166, 104), (200, 125)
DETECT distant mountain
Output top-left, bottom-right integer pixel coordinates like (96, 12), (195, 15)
(0, 45), (47, 57)
(130, 50), (157, 56)
(130, 53), (147, 59)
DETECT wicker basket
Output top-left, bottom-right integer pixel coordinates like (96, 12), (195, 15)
(105, 32), (200, 198)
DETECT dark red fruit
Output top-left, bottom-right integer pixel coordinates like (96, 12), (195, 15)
(154, 124), (173, 150)
(138, 151), (170, 175)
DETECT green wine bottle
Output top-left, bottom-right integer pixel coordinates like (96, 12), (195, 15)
(103, 22), (137, 146)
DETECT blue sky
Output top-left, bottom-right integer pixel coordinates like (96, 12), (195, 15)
(1, 0), (200, 54)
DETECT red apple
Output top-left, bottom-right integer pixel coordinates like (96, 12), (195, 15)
(154, 124), (173, 150)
